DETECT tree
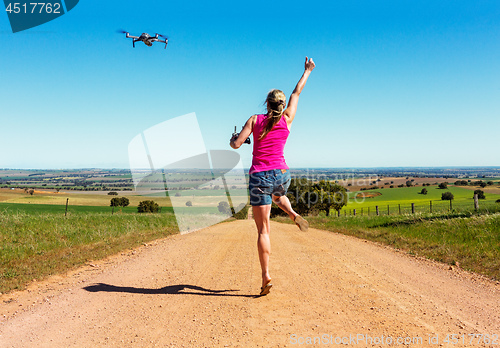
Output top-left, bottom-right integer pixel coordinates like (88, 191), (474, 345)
(441, 192), (454, 201)
(438, 182), (448, 189)
(110, 197), (129, 207)
(420, 188), (428, 195)
(312, 180), (348, 216)
(138, 200), (160, 213)
(217, 201), (231, 214)
(474, 189), (486, 200)
(272, 178), (348, 217)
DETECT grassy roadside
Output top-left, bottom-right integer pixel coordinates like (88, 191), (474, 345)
(274, 210), (500, 281)
(0, 210), (179, 294)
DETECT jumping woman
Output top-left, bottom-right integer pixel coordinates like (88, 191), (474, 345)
(230, 57), (316, 296)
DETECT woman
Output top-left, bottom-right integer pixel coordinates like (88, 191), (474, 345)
(230, 57), (316, 296)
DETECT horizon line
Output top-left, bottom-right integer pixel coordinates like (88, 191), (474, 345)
(1, 166), (500, 171)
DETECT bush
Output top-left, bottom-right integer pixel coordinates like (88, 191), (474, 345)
(441, 192), (454, 201)
(138, 200), (160, 213)
(233, 203), (249, 219)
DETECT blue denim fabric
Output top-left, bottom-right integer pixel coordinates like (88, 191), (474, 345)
(249, 169), (291, 206)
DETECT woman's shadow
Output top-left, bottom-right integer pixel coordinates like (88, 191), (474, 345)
(83, 283), (259, 298)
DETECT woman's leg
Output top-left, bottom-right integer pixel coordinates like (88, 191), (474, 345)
(252, 204), (272, 288)
(272, 194), (297, 220)
(272, 194), (309, 231)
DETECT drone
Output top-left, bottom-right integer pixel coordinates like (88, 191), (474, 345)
(118, 30), (169, 49)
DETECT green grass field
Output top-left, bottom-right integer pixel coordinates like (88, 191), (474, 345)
(346, 186), (500, 214)
(0, 202), (174, 214)
(0, 209), (179, 294)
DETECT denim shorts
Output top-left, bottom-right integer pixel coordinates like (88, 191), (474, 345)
(249, 169), (291, 206)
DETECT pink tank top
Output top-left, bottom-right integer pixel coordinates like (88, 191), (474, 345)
(250, 114), (290, 174)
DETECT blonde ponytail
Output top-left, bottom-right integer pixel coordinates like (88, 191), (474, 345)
(259, 89), (286, 140)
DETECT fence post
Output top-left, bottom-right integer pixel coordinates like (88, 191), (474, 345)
(376, 206), (379, 216)
(474, 193), (479, 210)
(430, 200), (432, 213)
(411, 203), (415, 214)
(65, 198), (69, 217)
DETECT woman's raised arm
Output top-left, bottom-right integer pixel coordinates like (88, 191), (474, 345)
(284, 57), (316, 125)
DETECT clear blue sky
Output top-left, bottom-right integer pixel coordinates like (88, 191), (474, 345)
(1, 0), (499, 169)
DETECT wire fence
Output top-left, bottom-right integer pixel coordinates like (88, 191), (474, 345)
(338, 198), (500, 217)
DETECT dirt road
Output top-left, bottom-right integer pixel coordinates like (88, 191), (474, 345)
(1, 220), (499, 347)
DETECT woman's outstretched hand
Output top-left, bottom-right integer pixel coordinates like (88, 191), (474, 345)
(305, 57), (315, 72)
